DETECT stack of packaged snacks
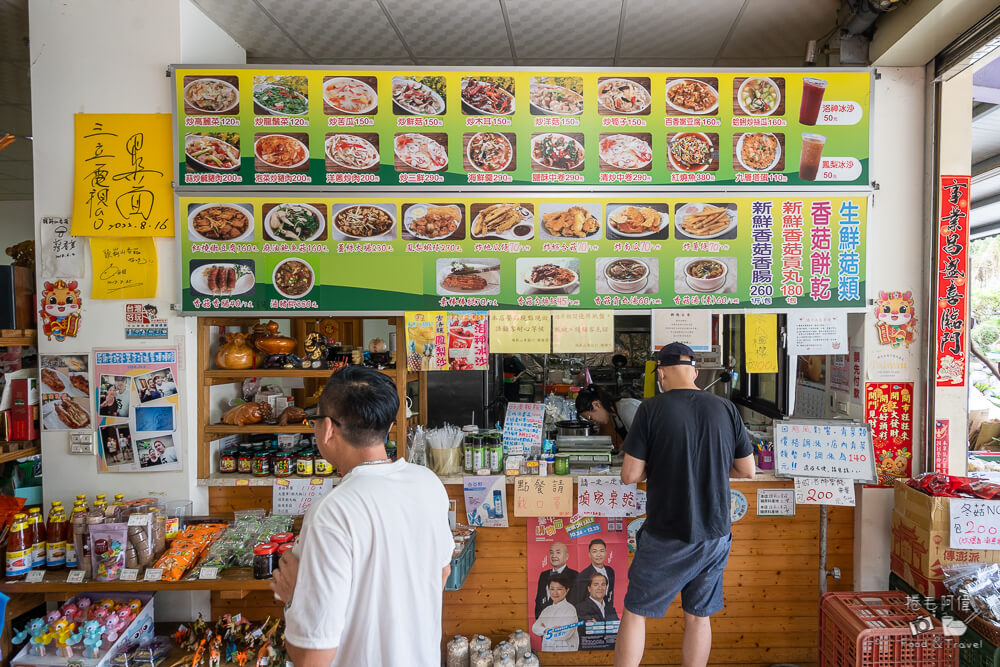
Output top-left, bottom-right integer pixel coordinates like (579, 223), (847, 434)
(187, 511), (294, 576)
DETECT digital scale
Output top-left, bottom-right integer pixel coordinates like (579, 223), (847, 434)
(555, 435), (614, 471)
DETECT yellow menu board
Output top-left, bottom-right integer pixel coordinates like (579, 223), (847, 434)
(72, 113), (174, 237)
(489, 311), (551, 353)
(551, 310), (614, 353)
(745, 312), (778, 373)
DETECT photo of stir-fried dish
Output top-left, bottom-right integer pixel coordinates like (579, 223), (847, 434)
(526, 264), (577, 288)
(438, 260), (500, 294)
(461, 78), (514, 115)
(472, 204), (532, 239)
(738, 77), (780, 115)
(597, 78), (651, 114)
(394, 133), (448, 171)
(190, 205), (251, 241)
(325, 134), (379, 170)
(599, 134), (652, 170)
(333, 205), (395, 238)
(266, 204), (323, 241)
(254, 134), (308, 169)
(542, 206), (599, 238)
(529, 81), (584, 115)
(665, 79), (719, 114)
(253, 85), (308, 115)
(467, 132), (512, 172)
(392, 78), (444, 115)
(185, 135), (239, 171)
(273, 259), (313, 298)
(738, 133), (780, 171)
(669, 133), (714, 172)
(531, 133), (584, 170)
(184, 78), (238, 113)
(323, 77), (377, 114)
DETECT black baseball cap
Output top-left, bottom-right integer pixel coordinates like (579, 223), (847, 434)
(657, 342), (696, 367)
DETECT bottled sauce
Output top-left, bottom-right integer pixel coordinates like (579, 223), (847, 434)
(6, 513), (31, 579)
(94, 494), (108, 513)
(65, 502), (84, 569)
(74, 494), (89, 512)
(296, 450), (314, 477)
(46, 502), (68, 569)
(252, 543), (277, 579)
(313, 455), (334, 476)
(27, 508), (46, 569)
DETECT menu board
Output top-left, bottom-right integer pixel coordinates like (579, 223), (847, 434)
(178, 194), (867, 313)
(173, 68), (869, 189)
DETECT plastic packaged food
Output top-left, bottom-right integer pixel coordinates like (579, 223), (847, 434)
(90, 523), (128, 581)
(508, 629), (529, 655)
(469, 634), (491, 654)
(446, 634), (469, 667)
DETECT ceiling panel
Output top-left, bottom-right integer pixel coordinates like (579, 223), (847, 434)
(256, 0), (408, 59)
(191, 0), (310, 60)
(619, 0), (742, 59)
(417, 58), (515, 67)
(721, 0), (838, 59)
(382, 0), (511, 59)
(505, 0), (622, 59)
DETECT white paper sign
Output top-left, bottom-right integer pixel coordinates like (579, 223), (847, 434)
(25, 570), (45, 583)
(577, 476), (642, 517)
(502, 402), (545, 456)
(652, 310), (712, 352)
(67, 570), (86, 583)
(949, 498), (1000, 549)
(199, 566), (219, 580)
(774, 421), (875, 482)
(788, 311), (848, 355)
(757, 489), (796, 517)
(39, 216), (84, 278)
(794, 477), (856, 506)
(272, 477), (334, 516)
(144, 568), (163, 582)
(119, 568), (139, 581)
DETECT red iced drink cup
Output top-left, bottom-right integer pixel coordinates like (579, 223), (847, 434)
(799, 77), (827, 126)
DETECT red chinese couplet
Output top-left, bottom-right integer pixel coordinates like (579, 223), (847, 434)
(934, 419), (950, 474)
(936, 175), (970, 387)
(864, 382), (914, 487)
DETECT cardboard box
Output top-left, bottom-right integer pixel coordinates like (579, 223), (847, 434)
(890, 479), (1000, 596)
(10, 378), (38, 441)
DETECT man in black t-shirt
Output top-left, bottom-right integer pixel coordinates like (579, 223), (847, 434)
(613, 342), (754, 667)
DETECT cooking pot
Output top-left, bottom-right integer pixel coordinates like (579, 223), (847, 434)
(556, 419), (596, 437)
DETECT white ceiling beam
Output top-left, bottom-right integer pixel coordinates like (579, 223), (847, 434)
(872, 0), (998, 67)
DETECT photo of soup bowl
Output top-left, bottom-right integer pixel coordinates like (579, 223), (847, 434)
(605, 258), (649, 294)
(684, 258), (728, 292)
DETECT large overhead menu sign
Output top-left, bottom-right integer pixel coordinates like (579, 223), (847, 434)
(172, 68), (870, 189)
(179, 194), (866, 313)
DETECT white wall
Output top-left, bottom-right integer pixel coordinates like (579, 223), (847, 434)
(30, 0), (243, 619)
(0, 201), (35, 264)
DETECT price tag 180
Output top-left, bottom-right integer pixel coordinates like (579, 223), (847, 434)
(67, 570), (86, 584)
(144, 568), (163, 582)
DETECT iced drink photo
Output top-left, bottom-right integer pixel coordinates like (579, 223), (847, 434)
(798, 134), (826, 181)
(799, 77), (827, 125)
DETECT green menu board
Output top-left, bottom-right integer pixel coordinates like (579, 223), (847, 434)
(178, 194), (867, 314)
(173, 67), (870, 189)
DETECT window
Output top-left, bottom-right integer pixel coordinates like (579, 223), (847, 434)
(724, 314), (789, 418)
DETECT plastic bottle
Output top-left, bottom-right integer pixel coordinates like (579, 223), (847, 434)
(469, 634), (491, 654)
(515, 653), (539, 667)
(508, 629), (529, 655)
(94, 494), (107, 513)
(75, 494), (89, 512)
(45, 501), (68, 569)
(6, 513), (31, 578)
(65, 502), (85, 569)
(493, 641), (515, 664)
(27, 507), (46, 570)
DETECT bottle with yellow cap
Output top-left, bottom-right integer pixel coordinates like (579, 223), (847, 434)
(6, 512), (31, 578)
(46, 501), (67, 569)
(27, 507), (45, 570)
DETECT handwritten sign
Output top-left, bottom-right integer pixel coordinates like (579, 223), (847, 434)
(551, 311), (614, 353)
(72, 113), (173, 237)
(144, 568), (163, 582)
(272, 477), (334, 515)
(489, 311), (551, 353)
(652, 310), (711, 351)
(950, 498), (1000, 548)
(757, 489), (796, 517)
(794, 477), (856, 506)
(745, 313), (778, 373)
(25, 570), (45, 583)
(514, 477), (573, 517)
(577, 476), (642, 517)
(89, 237), (158, 298)
(119, 569), (138, 582)
(788, 311), (848, 355)
(463, 475), (508, 528)
(774, 420), (875, 482)
(503, 402), (546, 456)
(39, 217), (84, 278)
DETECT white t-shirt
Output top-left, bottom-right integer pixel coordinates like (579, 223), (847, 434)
(532, 599), (579, 652)
(285, 459), (454, 666)
(616, 398), (642, 431)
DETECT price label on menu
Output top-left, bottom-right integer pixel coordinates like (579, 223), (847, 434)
(128, 513), (149, 526)
(120, 569), (139, 582)
(144, 568), (163, 582)
(25, 570), (45, 583)
(793, 477), (856, 506)
(67, 570), (86, 584)
(199, 567), (219, 580)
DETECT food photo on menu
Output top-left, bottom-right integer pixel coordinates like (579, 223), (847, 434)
(329, 203), (397, 241)
(531, 133), (585, 172)
(394, 133), (449, 172)
(539, 203), (601, 240)
(325, 133), (380, 173)
(436, 259), (501, 296)
(184, 132), (241, 173)
(674, 257), (738, 295)
(392, 75), (446, 115)
(598, 133), (652, 171)
(605, 203), (669, 241)
(254, 133), (310, 173)
(596, 258), (660, 296)
(673, 202), (738, 241)
(263, 203), (327, 242)
(252, 75), (309, 117)
(667, 132), (718, 173)
(402, 203), (465, 241)
(322, 75), (378, 115)
(182, 75), (239, 115)
(517, 258), (581, 296)
(529, 76), (584, 116)
(187, 202), (254, 242)
(470, 203), (534, 241)
(734, 132), (784, 173)
(665, 77), (720, 115)
(188, 259), (256, 299)
(460, 76), (515, 115)
(596, 76), (651, 115)
(464, 132), (516, 173)
(39, 355), (91, 431)
(735, 76), (784, 116)
(272, 258), (316, 301)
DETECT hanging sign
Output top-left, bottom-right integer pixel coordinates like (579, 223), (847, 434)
(552, 311), (614, 353)
(936, 175), (970, 387)
(489, 310), (551, 353)
(503, 402), (546, 456)
(865, 382), (914, 487)
(745, 313), (778, 373)
(577, 476), (642, 517)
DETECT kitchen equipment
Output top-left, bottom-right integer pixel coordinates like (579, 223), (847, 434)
(555, 419), (596, 437)
(554, 435), (614, 469)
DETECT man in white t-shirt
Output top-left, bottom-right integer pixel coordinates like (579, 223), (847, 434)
(270, 366), (454, 667)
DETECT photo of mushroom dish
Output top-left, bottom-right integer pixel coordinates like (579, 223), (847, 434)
(265, 204), (324, 241)
(333, 205), (395, 239)
(461, 78), (514, 115)
(542, 205), (600, 238)
(392, 78), (445, 115)
(529, 81), (584, 115)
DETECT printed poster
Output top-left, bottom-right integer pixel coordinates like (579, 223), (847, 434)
(124, 303), (168, 339)
(865, 382), (914, 487)
(39, 355), (91, 431)
(463, 475), (508, 528)
(404, 311), (447, 370)
(528, 516), (629, 653)
(869, 289), (918, 381)
(446, 311), (488, 371)
(94, 348), (181, 472)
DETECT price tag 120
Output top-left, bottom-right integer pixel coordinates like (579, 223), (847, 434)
(144, 568), (163, 582)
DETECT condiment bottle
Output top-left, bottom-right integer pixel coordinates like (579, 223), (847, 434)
(45, 501), (68, 569)
(27, 507), (46, 570)
(75, 494), (89, 512)
(252, 543), (278, 579)
(5, 513), (31, 578)
(65, 502), (85, 569)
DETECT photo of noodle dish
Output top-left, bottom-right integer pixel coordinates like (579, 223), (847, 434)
(517, 258), (581, 295)
(436, 259), (501, 295)
(599, 134), (652, 170)
(394, 133), (448, 171)
(325, 134), (380, 170)
(330, 204), (396, 240)
(736, 133), (781, 172)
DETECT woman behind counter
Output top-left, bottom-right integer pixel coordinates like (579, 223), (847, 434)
(532, 573), (580, 652)
(575, 385), (641, 452)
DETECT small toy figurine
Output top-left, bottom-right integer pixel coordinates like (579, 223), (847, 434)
(77, 597), (93, 619)
(79, 620), (105, 658)
(208, 633), (222, 667)
(303, 332), (329, 369)
(115, 606), (136, 628)
(61, 603), (80, 623)
(127, 598), (143, 614)
(102, 614), (126, 648)
(12, 618), (46, 646)
(44, 618), (77, 657)
(92, 606), (110, 623)
(44, 610), (62, 626)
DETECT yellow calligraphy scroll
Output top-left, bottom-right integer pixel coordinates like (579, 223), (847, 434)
(514, 477), (573, 517)
(72, 113), (174, 237)
(89, 237), (158, 299)
(551, 311), (614, 353)
(488, 311), (551, 353)
(745, 313), (778, 374)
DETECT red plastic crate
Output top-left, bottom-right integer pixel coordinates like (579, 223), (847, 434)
(820, 591), (960, 667)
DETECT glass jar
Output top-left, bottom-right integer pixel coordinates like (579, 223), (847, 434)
(273, 452), (293, 477)
(296, 450), (315, 476)
(313, 455), (334, 476)
(219, 448), (237, 474)
(554, 453), (570, 476)
(252, 543), (277, 579)
(237, 448), (254, 475)
(252, 450), (271, 477)
(270, 532), (294, 546)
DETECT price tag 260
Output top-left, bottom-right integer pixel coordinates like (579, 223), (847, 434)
(144, 568), (163, 582)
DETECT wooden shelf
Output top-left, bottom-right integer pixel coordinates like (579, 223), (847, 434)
(197, 473), (343, 487)
(0, 443), (40, 464)
(0, 567), (271, 594)
(0, 336), (35, 347)
(205, 424), (312, 435)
